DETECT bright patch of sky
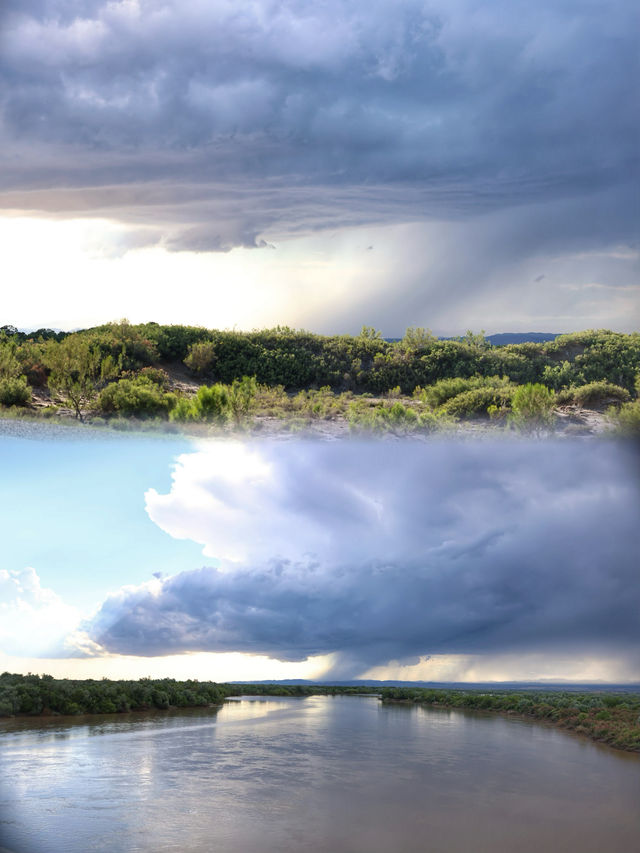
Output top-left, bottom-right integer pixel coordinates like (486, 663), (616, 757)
(2, 215), (638, 336)
(0, 433), (203, 611)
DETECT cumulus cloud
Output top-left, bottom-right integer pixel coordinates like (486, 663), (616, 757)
(0, 567), (81, 656)
(84, 440), (640, 677)
(0, 0), (637, 254)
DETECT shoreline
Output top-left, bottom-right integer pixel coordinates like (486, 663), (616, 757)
(382, 697), (640, 754)
(2, 691), (639, 754)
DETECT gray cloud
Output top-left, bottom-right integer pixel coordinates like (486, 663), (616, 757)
(1, 0), (637, 254)
(324, 184), (640, 335)
(84, 440), (640, 677)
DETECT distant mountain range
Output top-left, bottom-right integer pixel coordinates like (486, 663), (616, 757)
(484, 332), (560, 345)
(384, 333), (561, 345)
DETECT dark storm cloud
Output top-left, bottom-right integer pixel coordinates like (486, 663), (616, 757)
(0, 0), (637, 250)
(83, 441), (640, 676)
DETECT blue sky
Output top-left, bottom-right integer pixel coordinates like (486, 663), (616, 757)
(0, 434), (204, 610)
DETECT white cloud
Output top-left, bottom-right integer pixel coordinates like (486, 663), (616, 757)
(82, 439), (640, 678)
(0, 567), (81, 657)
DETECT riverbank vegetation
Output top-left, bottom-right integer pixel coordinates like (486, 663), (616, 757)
(1, 674), (639, 752)
(0, 673), (377, 717)
(1, 323), (639, 435)
(381, 687), (640, 752)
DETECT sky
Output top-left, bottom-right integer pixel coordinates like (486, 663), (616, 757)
(1, 0), (638, 335)
(1, 2), (638, 691)
(2, 434), (639, 684)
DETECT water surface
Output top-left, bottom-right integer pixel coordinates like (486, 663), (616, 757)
(1, 696), (638, 853)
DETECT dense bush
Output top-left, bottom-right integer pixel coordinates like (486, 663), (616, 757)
(544, 331), (640, 392)
(137, 366), (170, 388)
(169, 378), (258, 425)
(556, 381), (630, 407)
(228, 376), (258, 424)
(184, 341), (217, 376)
(170, 384), (230, 423)
(508, 383), (556, 432)
(440, 385), (515, 419)
(0, 376), (31, 406)
(608, 400), (640, 436)
(98, 376), (175, 417)
(3, 326), (640, 426)
(414, 376), (486, 408)
(0, 673), (226, 717)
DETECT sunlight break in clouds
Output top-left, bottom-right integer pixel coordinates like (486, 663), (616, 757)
(0, 567), (80, 657)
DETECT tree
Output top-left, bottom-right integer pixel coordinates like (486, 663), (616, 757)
(0, 337), (31, 406)
(45, 336), (102, 421)
(358, 326), (382, 340)
(400, 327), (436, 353)
(0, 337), (21, 380)
(462, 329), (489, 350)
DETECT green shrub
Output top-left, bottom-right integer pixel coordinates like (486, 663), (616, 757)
(556, 381), (630, 407)
(169, 397), (198, 422)
(228, 376), (258, 424)
(416, 375), (513, 409)
(184, 341), (217, 376)
(169, 384), (231, 424)
(137, 367), (170, 388)
(607, 400), (640, 436)
(348, 401), (447, 434)
(508, 383), (556, 433)
(97, 376), (173, 418)
(440, 386), (514, 418)
(192, 384), (230, 422)
(0, 376), (31, 406)
(415, 376), (482, 408)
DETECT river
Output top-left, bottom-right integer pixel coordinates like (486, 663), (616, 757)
(1, 695), (638, 853)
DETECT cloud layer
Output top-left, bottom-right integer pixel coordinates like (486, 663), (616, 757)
(85, 440), (640, 677)
(1, 1), (637, 253)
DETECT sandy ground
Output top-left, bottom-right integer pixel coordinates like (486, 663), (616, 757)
(0, 404), (614, 443)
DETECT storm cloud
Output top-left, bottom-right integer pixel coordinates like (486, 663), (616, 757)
(84, 440), (640, 677)
(1, 0), (637, 253)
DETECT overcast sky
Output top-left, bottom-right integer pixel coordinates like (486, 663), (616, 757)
(2, 435), (639, 683)
(1, 0), (638, 334)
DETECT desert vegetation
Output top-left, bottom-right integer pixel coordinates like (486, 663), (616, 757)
(1, 323), (638, 435)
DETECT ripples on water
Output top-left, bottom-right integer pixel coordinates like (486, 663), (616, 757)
(1, 696), (639, 853)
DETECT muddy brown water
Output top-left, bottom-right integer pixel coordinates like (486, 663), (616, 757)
(1, 695), (638, 853)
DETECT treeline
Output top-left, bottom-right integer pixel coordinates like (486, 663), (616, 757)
(0, 673), (375, 717)
(0, 672), (228, 716)
(381, 687), (640, 752)
(0, 322), (639, 431)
